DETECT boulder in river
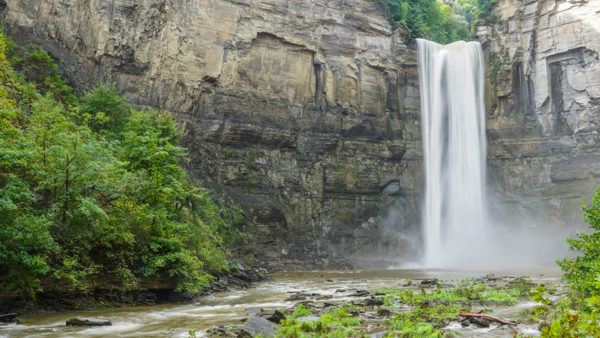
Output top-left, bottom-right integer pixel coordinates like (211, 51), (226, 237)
(239, 316), (276, 337)
(244, 307), (263, 316)
(284, 293), (307, 301)
(419, 278), (439, 287)
(66, 318), (112, 326)
(365, 297), (385, 306)
(262, 309), (285, 324)
(351, 290), (370, 297)
(0, 313), (18, 324)
(377, 308), (392, 317)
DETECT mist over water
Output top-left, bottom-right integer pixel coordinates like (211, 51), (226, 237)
(416, 39), (569, 270)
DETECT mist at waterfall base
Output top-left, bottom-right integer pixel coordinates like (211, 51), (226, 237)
(407, 38), (571, 271)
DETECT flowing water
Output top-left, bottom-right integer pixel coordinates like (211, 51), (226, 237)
(0, 269), (560, 338)
(417, 39), (488, 268)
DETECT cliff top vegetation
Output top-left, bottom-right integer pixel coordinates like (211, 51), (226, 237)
(379, 0), (497, 44)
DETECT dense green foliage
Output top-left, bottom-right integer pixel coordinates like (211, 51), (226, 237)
(381, 280), (526, 336)
(278, 305), (361, 337)
(525, 190), (600, 336)
(378, 0), (497, 44)
(277, 280), (532, 337)
(0, 32), (245, 300)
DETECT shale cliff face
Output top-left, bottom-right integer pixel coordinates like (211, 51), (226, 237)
(2, 0), (422, 268)
(481, 0), (600, 226)
(6, 0), (599, 268)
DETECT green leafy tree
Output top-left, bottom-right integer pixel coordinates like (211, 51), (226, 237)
(0, 31), (246, 300)
(11, 46), (76, 105)
(79, 84), (130, 133)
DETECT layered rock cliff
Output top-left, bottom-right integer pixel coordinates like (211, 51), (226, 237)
(480, 0), (600, 227)
(1, 0), (423, 268)
(4, 0), (600, 268)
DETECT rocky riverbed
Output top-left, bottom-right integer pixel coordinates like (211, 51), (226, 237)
(0, 269), (561, 337)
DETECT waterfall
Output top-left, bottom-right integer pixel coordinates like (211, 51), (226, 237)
(417, 39), (488, 268)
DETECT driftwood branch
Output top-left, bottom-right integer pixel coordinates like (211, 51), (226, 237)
(458, 312), (517, 326)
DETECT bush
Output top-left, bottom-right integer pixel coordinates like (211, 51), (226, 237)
(0, 31), (246, 299)
(559, 191), (600, 297)
(527, 189), (600, 336)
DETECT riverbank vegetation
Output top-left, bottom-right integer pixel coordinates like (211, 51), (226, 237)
(273, 277), (535, 337)
(519, 190), (600, 336)
(0, 32), (246, 304)
(378, 0), (498, 44)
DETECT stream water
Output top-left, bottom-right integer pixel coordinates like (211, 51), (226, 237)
(0, 269), (560, 338)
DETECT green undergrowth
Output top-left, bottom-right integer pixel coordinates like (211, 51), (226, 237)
(517, 189), (600, 337)
(380, 279), (531, 337)
(278, 279), (534, 337)
(0, 31), (246, 301)
(277, 305), (361, 338)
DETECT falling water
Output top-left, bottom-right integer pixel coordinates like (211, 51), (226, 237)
(417, 39), (488, 268)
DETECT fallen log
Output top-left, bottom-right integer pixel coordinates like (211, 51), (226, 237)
(458, 312), (517, 326)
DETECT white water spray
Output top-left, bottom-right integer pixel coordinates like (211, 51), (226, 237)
(418, 39), (488, 268)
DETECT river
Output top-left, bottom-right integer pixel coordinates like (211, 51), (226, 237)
(0, 268), (561, 338)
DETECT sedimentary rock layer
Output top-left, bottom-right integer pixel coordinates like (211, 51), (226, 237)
(481, 0), (600, 226)
(1, 0), (422, 267)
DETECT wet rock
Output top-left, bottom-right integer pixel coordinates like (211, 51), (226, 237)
(353, 297), (384, 307)
(312, 303), (328, 310)
(239, 316), (276, 337)
(66, 318), (112, 326)
(351, 290), (370, 297)
(244, 307), (263, 316)
(370, 331), (388, 338)
(365, 297), (385, 306)
(263, 309), (285, 324)
(476, 274), (498, 283)
(206, 325), (241, 337)
(315, 294), (332, 300)
(461, 316), (491, 328)
(377, 308), (392, 317)
(493, 324), (518, 335)
(285, 293), (307, 301)
(419, 278), (439, 287)
(0, 313), (18, 324)
(349, 309), (364, 316)
(206, 325), (228, 336)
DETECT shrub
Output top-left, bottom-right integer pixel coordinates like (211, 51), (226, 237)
(0, 31), (246, 299)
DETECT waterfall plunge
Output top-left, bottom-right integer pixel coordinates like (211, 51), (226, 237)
(418, 39), (488, 268)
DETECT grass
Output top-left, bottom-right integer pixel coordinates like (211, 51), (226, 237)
(278, 278), (535, 337)
(277, 306), (361, 338)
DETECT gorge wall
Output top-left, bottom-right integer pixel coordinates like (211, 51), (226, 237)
(4, 0), (600, 268)
(1, 0), (423, 268)
(480, 0), (600, 228)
